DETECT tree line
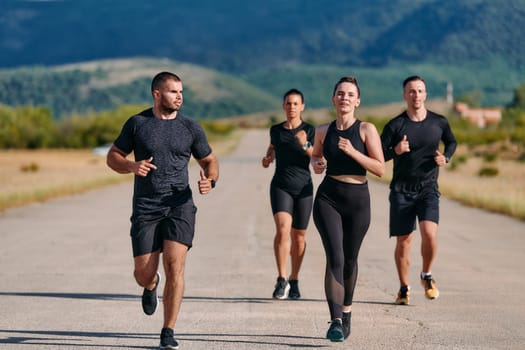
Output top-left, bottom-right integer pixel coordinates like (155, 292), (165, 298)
(1, 83), (524, 152)
(0, 104), (240, 149)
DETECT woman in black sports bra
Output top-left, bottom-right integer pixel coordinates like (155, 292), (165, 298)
(311, 77), (384, 342)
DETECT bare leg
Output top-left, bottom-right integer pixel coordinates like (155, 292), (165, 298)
(419, 220), (438, 274)
(134, 251), (161, 290)
(273, 212), (293, 278)
(162, 240), (188, 329)
(289, 228), (306, 280)
(395, 234), (413, 286)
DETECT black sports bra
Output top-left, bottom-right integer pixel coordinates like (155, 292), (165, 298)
(323, 120), (367, 176)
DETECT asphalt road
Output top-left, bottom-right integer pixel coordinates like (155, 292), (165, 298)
(1, 129), (524, 349)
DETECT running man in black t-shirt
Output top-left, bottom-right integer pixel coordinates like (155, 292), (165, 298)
(262, 89), (315, 300)
(107, 72), (219, 349)
(381, 75), (457, 306)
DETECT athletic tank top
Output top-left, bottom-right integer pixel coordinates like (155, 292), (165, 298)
(323, 120), (367, 176)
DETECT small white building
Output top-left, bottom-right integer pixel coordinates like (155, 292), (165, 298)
(455, 102), (502, 128)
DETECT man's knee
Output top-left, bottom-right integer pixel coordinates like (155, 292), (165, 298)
(397, 234), (412, 246)
(133, 252), (160, 287)
(134, 268), (157, 288)
(419, 221), (438, 240)
(163, 241), (188, 278)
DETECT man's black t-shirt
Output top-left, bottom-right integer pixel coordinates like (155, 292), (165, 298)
(270, 121), (315, 195)
(381, 110), (457, 192)
(114, 108), (212, 217)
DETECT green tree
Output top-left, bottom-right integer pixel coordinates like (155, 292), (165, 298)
(0, 105), (57, 148)
(508, 83), (525, 109)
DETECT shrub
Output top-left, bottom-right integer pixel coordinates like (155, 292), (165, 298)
(449, 154), (467, 171)
(478, 166), (499, 177)
(20, 162), (40, 172)
(200, 120), (236, 136)
(483, 153), (497, 162)
(57, 104), (147, 148)
(0, 105), (58, 148)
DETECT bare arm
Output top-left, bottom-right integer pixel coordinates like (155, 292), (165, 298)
(262, 144), (275, 168)
(337, 122), (385, 177)
(311, 124), (328, 174)
(106, 144), (157, 176)
(361, 122), (386, 177)
(197, 153), (219, 195)
(294, 129), (313, 157)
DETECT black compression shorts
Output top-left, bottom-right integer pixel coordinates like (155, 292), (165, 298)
(270, 183), (313, 230)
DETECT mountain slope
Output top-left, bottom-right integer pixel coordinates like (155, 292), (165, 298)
(0, 58), (281, 118)
(1, 0), (523, 72)
(1, 0), (524, 112)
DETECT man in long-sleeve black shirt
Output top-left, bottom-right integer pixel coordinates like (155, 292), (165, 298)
(381, 75), (457, 305)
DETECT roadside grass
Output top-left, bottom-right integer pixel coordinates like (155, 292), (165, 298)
(1, 129), (523, 221)
(438, 157), (525, 220)
(0, 130), (241, 213)
(373, 148), (525, 221)
(0, 149), (130, 212)
(0, 175), (129, 211)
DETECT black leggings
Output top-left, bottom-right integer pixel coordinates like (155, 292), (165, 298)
(313, 176), (371, 320)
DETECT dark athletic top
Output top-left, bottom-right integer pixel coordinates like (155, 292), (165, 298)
(324, 120), (367, 176)
(113, 108), (212, 217)
(269, 121), (315, 195)
(381, 110), (457, 192)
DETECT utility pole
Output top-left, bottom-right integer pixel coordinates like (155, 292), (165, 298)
(446, 81), (454, 105)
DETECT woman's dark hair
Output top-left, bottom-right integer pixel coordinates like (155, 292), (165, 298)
(332, 76), (360, 97)
(283, 88), (304, 103)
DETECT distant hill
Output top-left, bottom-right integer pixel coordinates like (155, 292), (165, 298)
(2, 0), (524, 71)
(1, 56), (518, 119)
(0, 58), (281, 118)
(1, 0), (524, 113)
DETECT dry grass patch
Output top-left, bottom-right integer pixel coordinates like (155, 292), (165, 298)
(373, 151), (525, 221)
(439, 157), (525, 220)
(0, 134), (240, 212)
(1, 129), (523, 220)
(0, 149), (129, 211)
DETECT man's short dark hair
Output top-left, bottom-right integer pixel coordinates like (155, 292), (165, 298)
(403, 75), (425, 88)
(151, 72), (182, 93)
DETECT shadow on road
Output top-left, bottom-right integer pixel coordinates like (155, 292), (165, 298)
(0, 329), (329, 348)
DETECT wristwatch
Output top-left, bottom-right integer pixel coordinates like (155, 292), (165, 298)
(445, 156), (450, 164)
(302, 141), (312, 151)
(208, 178), (216, 188)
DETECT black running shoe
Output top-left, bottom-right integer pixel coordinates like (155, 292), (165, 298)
(288, 279), (301, 299)
(342, 312), (351, 339)
(326, 319), (344, 342)
(272, 277), (290, 300)
(159, 327), (179, 350)
(142, 272), (160, 315)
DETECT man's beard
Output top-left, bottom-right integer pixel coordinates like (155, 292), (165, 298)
(160, 103), (180, 115)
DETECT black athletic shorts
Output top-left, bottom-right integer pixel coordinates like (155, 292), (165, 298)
(270, 183), (313, 230)
(389, 188), (440, 237)
(130, 201), (197, 257)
